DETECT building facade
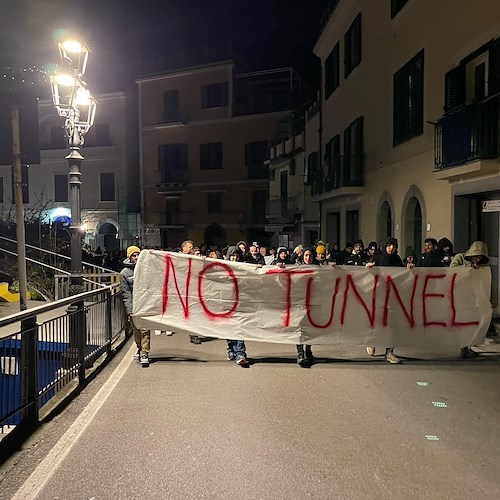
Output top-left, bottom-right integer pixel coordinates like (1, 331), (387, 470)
(310, 0), (500, 311)
(0, 91), (141, 253)
(137, 61), (304, 250)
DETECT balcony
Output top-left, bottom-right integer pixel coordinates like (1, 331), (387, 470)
(435, 96), (499, 169)
(266, 198), (300, 222)
(146, 211), (190, 227)
(155, 169), (188, 195)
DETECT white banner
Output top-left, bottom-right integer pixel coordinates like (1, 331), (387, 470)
(133, 251), (492, 351)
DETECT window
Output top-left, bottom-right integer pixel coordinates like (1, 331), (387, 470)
(325, 43), (340, 98)
(158, 144), (188, 183)
(165, 198), (181, 225)
(344, 14), (361, 78)
(94, 123), (111, 147)
(11, 165), (29, 203)
(346, 210), (359, 244)
(343, 117), (364, 186)
(307, 151), (322, 195)
(444, 65), (466, 112)
(0, 177), (3, 203)
(100, 173), (115, 201)
(54, 174), (68, 202)
(391, 0), (409, 18)
(164, 90), (180, 122)
(207, 192), (222, 213)
(200, 142), (223, 170)
(251, 190), (267, 224)
(325, 135), (341, 190)
(201, 82), (229, 108)
(393, 50), (424, 145)
(245, 141), (269, 179)
(50, 125), (66, 149)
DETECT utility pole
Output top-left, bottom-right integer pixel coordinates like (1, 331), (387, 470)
(11, 104), (28, 311)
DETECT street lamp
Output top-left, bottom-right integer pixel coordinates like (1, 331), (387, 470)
(50, 39), (96, 295)
(50, 39), (96, 376)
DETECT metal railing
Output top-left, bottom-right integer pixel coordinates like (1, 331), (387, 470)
(0, 285), (129, 442)
(435, 96), (499, 169)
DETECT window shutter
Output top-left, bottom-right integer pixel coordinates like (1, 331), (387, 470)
(488, 40), (500, 97)
(444, 65), (465, 112)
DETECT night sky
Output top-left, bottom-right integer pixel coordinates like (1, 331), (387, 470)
(0, 0), (329, 93)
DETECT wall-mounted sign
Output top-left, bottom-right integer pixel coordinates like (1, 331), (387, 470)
(481, 200), (500, 212)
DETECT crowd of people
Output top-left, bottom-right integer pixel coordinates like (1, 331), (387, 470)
(120, 236), (491, 368)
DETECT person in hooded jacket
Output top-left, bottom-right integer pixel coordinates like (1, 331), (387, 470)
(224, 245), (250, 365)
(438, 237), (455, 267)
(365, 237), (405, 364)
(295, 247), (319, 366)
(120, 245), (151, 367)
(271, 246), (291, 266)
(328, 243), (341, 264)
(451, 241), (491, 357)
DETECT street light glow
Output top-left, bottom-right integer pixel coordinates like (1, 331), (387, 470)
(62, 40), (84, 53)
(54, 73), (76, 87)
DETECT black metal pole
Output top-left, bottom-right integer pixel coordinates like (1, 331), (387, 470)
(64, 126), (86, 380)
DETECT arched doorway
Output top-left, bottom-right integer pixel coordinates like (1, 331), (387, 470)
(204, 223), (226, 251)
(404, 197), (423, 258)
(98, 223), (118, 252)
(377, 200), (393, 242)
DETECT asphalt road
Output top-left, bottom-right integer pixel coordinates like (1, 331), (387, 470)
(2, 333), (500, 499)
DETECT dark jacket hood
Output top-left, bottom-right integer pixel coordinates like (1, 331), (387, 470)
(437, 238), (454, 253)
(226, 245), (243, 261)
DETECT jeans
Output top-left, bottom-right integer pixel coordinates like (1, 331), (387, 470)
(226, 339), (246, 357)
(296, 344), (313, 358)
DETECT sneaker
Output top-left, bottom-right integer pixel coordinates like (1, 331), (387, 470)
(460, 347), (478, 359)
(133, 350), (140, 360)
(235, 355), (248, 366)
(140, 355), (150, 367)
(366, 346), (376, 356)
(165, 331), (174, 336)
(227, 350), (236, 361)
(190, 335), (202, 344)
(385, 352), (401, 364)
(297, 354), (309, 367)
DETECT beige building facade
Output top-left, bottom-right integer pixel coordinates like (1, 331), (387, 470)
(137, 62), (300, 249)
(311, 0), (500, 311)
(0, 91), (141, 252)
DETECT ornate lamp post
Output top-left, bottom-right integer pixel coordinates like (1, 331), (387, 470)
(50, 39), (96, 375)
(50, 39), (96, 295)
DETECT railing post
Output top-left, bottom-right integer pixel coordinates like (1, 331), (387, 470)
(106, 289), (113, 357)
(21, 317), (38, 427)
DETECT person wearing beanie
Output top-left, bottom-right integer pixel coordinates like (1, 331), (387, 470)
(126, 245), (141, 258)
(315, 244), (327, 264)
(120, 246), (151, 367)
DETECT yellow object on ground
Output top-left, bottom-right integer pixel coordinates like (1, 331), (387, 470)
(0, 282), (31, 302)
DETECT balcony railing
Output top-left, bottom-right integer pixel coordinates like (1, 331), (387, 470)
(145, 211), (190, 227)
(266, 198), (299, 221)
(435, 96), (499, 169)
